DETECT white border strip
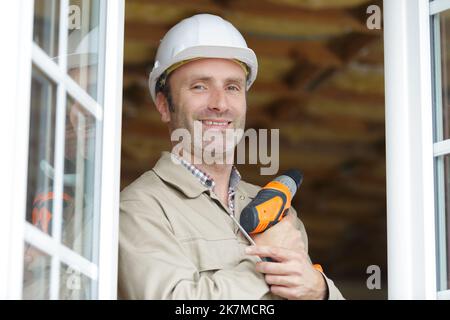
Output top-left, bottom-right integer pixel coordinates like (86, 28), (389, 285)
(32, 44), (103, 120)
(430, 0), (450, 15)
(0, 0), (34, 299)
(97, 0), (125, 300)
(434, 140), (450, 156)
(25, 223), (98, 280)
(384, 0), (437, 299)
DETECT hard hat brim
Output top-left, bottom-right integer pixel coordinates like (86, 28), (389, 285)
(149, 45), (258, 103)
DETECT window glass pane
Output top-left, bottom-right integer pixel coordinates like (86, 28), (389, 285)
(26, 67), (57, 236)
(442, 10), (450, 140)
(33, 0), (60, 58)
(22, 243), (97, 300)
(434, 10), (450, 141)
(25, 0), (105, 300)
(67, 0), (105, 103)
(60, 262), (95, 299)
(23, 243), (51, 300)
(62, 96), (98, 262)
(435, 155), (450, 291)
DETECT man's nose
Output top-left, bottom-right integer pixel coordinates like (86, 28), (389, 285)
(208, 87), (228, 113)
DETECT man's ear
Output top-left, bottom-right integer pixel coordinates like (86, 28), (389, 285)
(155, 92), (171, 123)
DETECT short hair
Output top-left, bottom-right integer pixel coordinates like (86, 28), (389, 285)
(155, 72), (175, 112)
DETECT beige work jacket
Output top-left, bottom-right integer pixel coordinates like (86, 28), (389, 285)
(118, 152), (344, 300)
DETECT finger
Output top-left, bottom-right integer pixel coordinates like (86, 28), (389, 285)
(256, 261), (299, 276)
(270, 285), (298, 300)
(245, 245), (301, 262)
(265, 274), (298, 287)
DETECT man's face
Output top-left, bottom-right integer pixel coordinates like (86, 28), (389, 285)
(159, 58), (247, 158)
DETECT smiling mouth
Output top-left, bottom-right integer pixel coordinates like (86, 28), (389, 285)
(199, 119), (232, 129)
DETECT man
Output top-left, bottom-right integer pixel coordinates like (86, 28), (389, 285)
(118, 14), (344, 300)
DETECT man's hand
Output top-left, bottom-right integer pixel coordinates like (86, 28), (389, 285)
(250, 213), (303, 251)
(246, 213), (328, 300)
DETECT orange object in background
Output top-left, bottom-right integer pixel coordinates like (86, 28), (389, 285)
(31, 191), (73, 234)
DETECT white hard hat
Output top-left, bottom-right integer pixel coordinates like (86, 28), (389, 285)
(148, 14), (258, 103)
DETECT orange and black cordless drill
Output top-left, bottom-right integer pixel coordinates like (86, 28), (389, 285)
(240, 169), (303, 235)
(239, 170), (323, 270)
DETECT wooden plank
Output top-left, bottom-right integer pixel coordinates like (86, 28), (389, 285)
(125, 0), (368, 37)
(125, 20), (344, 67)
(264, 0), (373, 10)
(320, 63), (384, 95)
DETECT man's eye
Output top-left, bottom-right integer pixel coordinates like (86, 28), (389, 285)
(227, 85), (240, 91)
(192, 84), (206, 90)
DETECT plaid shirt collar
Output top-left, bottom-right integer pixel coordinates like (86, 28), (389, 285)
(171, 152), (241, 190)
(171, 152), (241, 214)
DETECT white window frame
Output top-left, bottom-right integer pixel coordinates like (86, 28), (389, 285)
(98, 0), (125, 299)
(0, 0), (124, 299)
(0, 0), (35, 300)
(384, 0), (450, 299)
(384, 0), (436, 299)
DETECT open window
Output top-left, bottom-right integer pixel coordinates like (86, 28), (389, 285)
(0, 0), (124, 299)
(384, 0), (450, 299)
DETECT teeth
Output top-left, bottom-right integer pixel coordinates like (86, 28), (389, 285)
(203, 120), (229, 126)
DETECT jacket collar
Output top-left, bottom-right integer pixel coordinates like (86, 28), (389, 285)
(152, 151), (259, 200)
(152, 151), (209, 198)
